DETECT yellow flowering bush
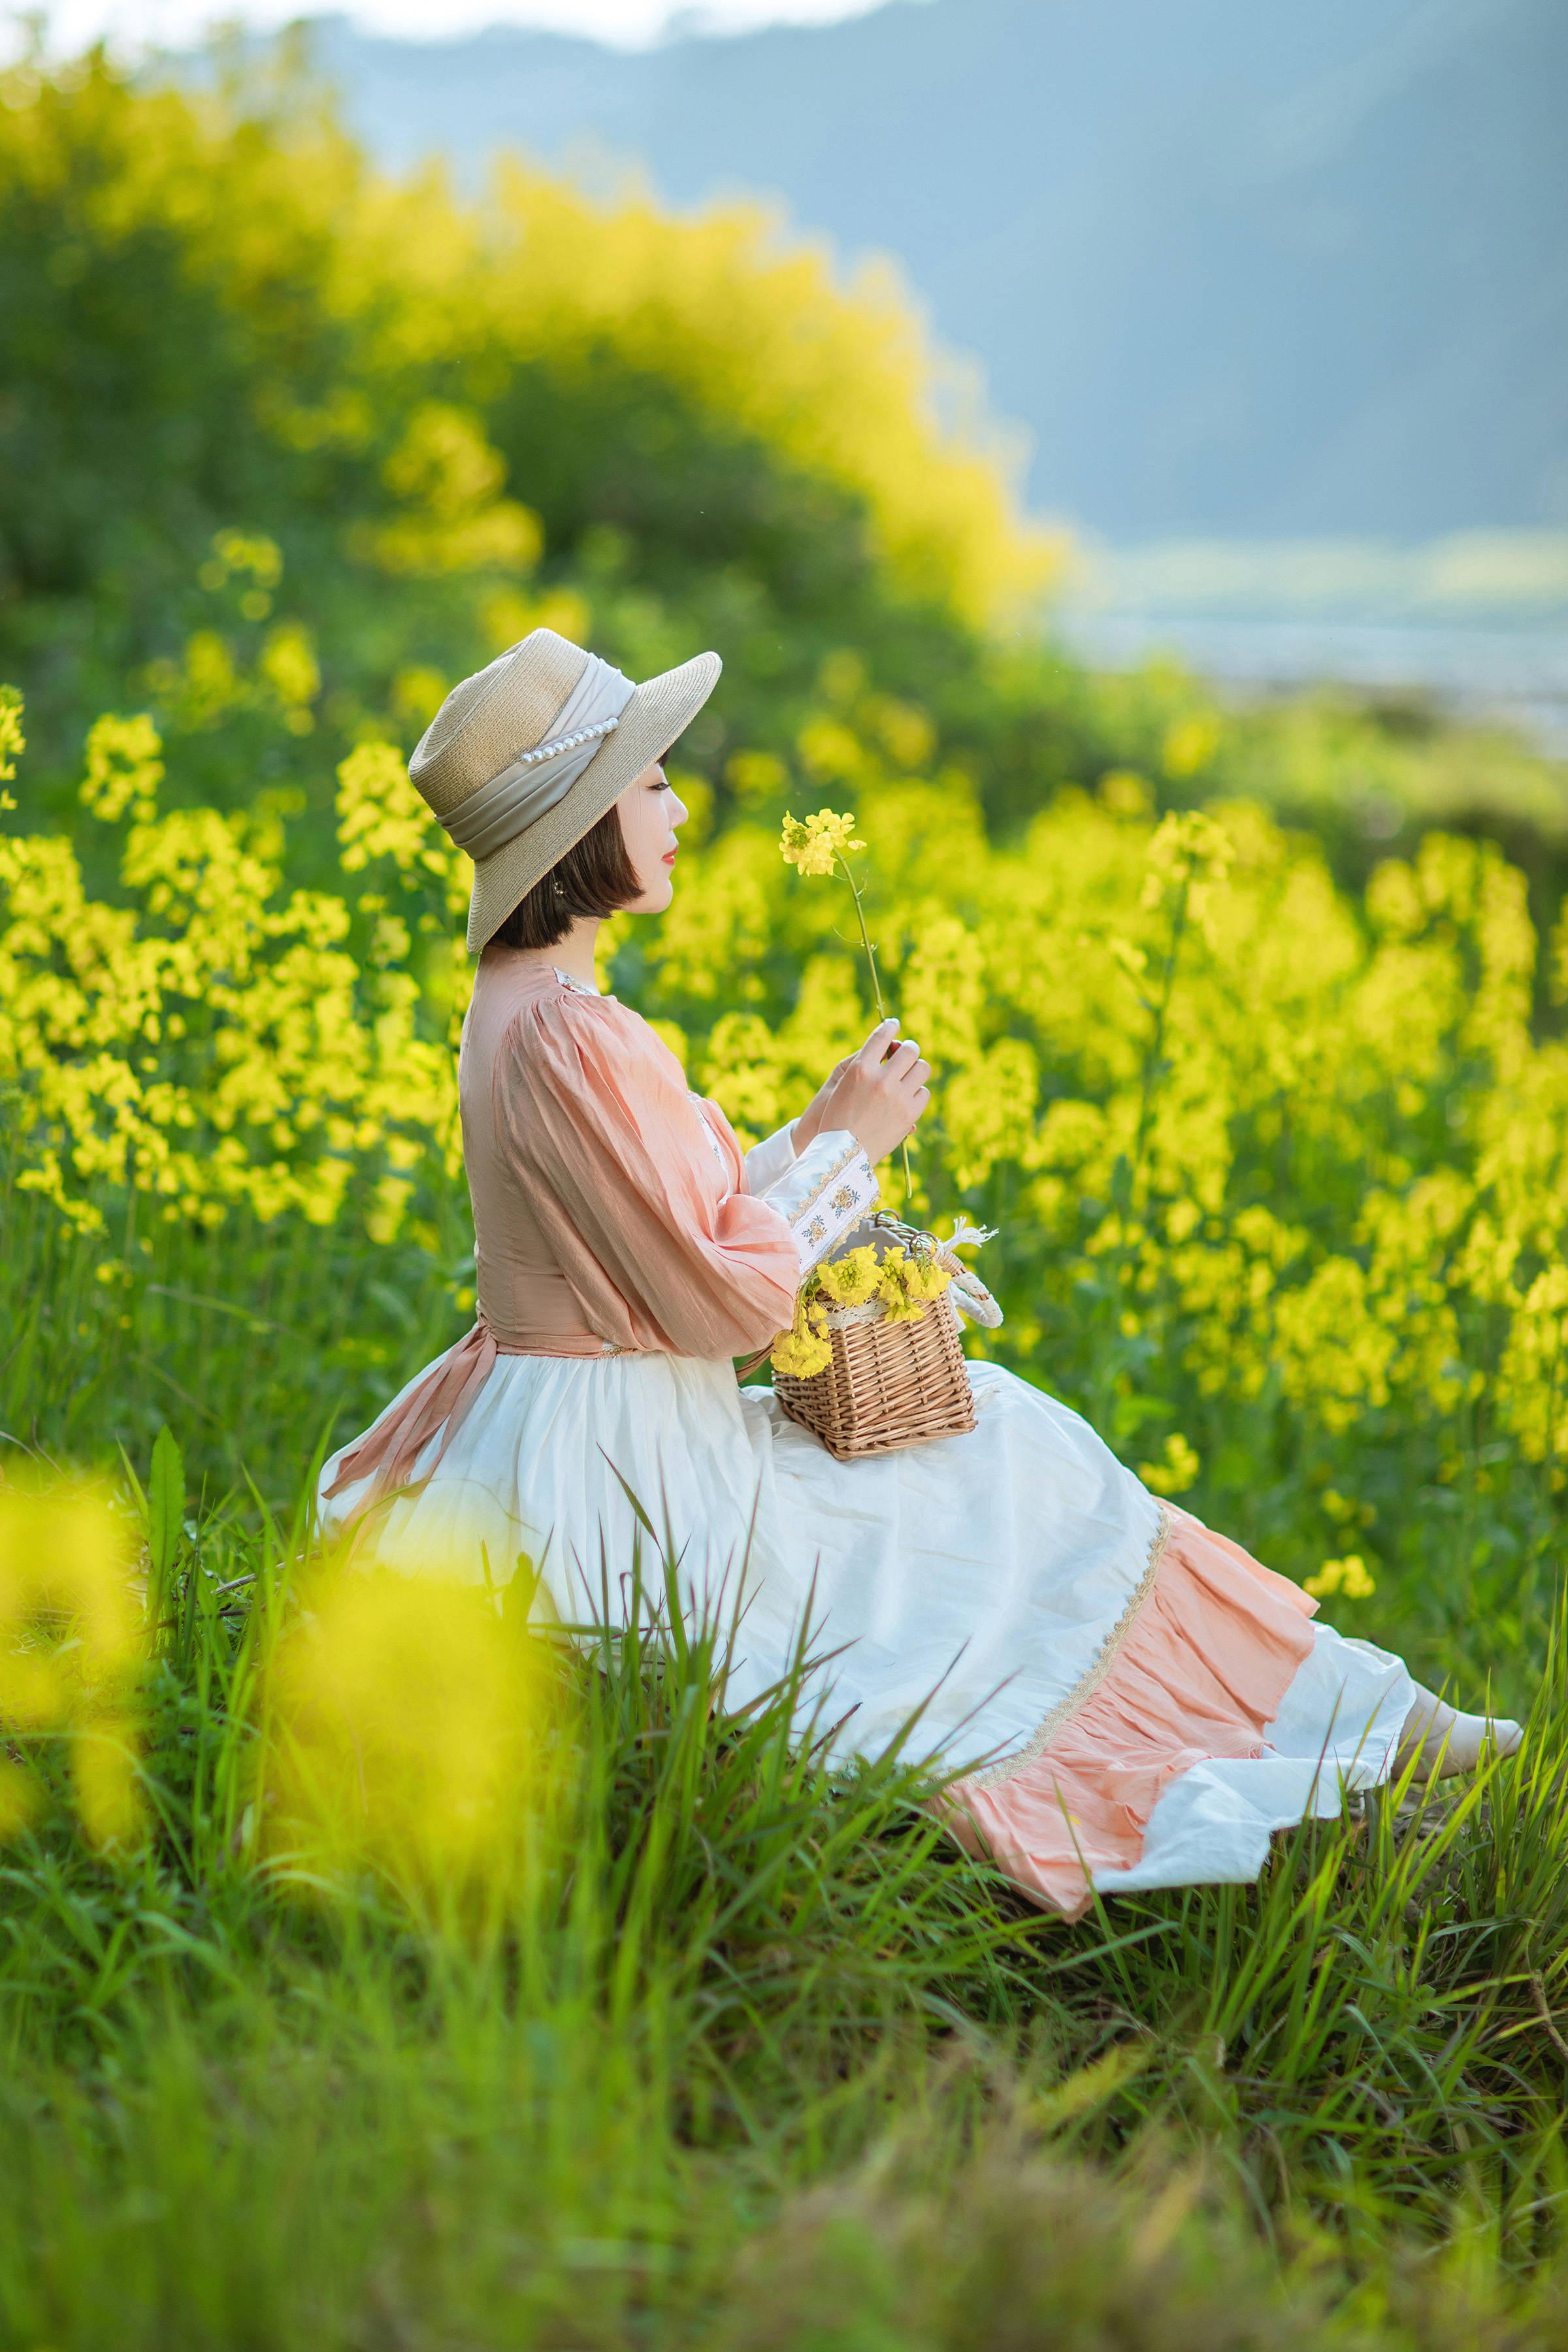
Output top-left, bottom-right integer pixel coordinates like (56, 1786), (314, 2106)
(0, 694), (465, 1242)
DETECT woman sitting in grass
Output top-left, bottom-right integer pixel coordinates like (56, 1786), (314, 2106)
(319, 629), (1522, 1921)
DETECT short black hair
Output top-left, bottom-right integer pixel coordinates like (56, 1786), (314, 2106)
(488, 800), (641, 951)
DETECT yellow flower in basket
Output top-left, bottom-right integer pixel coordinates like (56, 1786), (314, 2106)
(770, 1241), (955, 1378)
(874, 1243), (953, 1324)
(815, 1243), (881, 1308)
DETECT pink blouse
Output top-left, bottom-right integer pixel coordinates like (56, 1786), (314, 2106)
(326, 947), (878, 1504)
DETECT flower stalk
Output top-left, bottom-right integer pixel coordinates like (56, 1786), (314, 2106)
(780, 807), (913, 1205)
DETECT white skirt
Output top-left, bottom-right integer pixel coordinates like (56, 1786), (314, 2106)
(318, 1348), (1412, 1914)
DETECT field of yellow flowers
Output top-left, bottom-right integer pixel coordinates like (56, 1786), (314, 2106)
(7, 658), (1565, 1681)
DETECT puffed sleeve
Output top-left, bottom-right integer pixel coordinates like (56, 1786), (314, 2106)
(699, 1098), (881, 1277)
(497, 990), (824, 1358)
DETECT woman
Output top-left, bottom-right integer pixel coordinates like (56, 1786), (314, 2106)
(319, 628), (1521, 1920)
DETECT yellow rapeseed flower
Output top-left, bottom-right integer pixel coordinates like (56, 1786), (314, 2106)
(779, 808), (865, 877)
(0, 681), (23, 809)
(1, 691), (463, 1239)
(1138, 1433), (1201, 1497)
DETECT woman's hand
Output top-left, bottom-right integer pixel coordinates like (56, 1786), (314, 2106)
(792, 1019), (930, 1166)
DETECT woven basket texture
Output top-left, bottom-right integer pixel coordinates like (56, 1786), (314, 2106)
(774, 1288), (976, 1461)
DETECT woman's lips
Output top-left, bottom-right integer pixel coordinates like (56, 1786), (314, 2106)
(661, 850), (677, 866)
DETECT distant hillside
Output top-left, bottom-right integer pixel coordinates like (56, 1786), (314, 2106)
(285, 0), (1568, 544)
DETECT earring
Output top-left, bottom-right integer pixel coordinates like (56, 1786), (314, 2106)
(553, 879), (566, 898)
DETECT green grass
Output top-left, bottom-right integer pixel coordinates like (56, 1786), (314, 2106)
(7, 1178), (1568, 2348)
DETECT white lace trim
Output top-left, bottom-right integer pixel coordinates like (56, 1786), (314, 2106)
(779, 1139), (878, 1274)
(962, 1503), (1174, 1792)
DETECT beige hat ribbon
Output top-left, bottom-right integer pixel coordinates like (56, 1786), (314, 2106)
(443, 652), (636, 862)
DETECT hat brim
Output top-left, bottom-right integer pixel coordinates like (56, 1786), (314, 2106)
(463, 650), (721, 953)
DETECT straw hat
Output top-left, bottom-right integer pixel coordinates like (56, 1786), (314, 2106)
(409, 627), (721, 951)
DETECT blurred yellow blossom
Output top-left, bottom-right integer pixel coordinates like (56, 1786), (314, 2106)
(1305, 1556), (1377, 1601)
(361, 403), (544, 580)
(1139, 1433), (1201, 1497)
(727, 749), (789, 804)
(79, 711), (163, 825)
(1100, 768), (1152, 819)
(267, 1568), (545, 1895)
(0, 683), (21, 811)
(0, 1474), (143, 1846)
(1162, 712), (1222, 779)
(258, 622), (321, 728)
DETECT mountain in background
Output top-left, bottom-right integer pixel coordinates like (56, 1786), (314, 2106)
(288, 0), (1567, 544)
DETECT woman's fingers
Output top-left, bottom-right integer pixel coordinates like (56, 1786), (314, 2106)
(885, 1043), (930, 1090)
(859, 1022), (932, 1071)
(833, 1023), (933, 1159)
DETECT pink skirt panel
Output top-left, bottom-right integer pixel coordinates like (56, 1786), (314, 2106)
(943, 1510), (1318, 1921)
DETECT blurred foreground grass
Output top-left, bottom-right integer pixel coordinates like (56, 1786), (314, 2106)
(3, 1441), (1568, 2350)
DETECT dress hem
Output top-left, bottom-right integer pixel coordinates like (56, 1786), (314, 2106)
(965, 1501), (1173, 1792)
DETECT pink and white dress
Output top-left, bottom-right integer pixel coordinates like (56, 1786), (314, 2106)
(319, 948), (1412, 1920)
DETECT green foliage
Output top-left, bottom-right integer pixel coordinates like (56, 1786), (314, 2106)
(2, 1467), (1568, 2348)
(0, 40), (1064, 881)
(10, 43), (1556, 924)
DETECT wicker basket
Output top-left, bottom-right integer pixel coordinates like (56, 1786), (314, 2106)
(772, 1213), (997, 1462)
(774, 1288), (977, 1460)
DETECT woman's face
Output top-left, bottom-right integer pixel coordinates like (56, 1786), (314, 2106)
(617, 761), (689, 913)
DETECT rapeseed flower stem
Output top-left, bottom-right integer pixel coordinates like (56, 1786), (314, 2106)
(834, 849), (913, 1209)
(779, 810), (911, 1208)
